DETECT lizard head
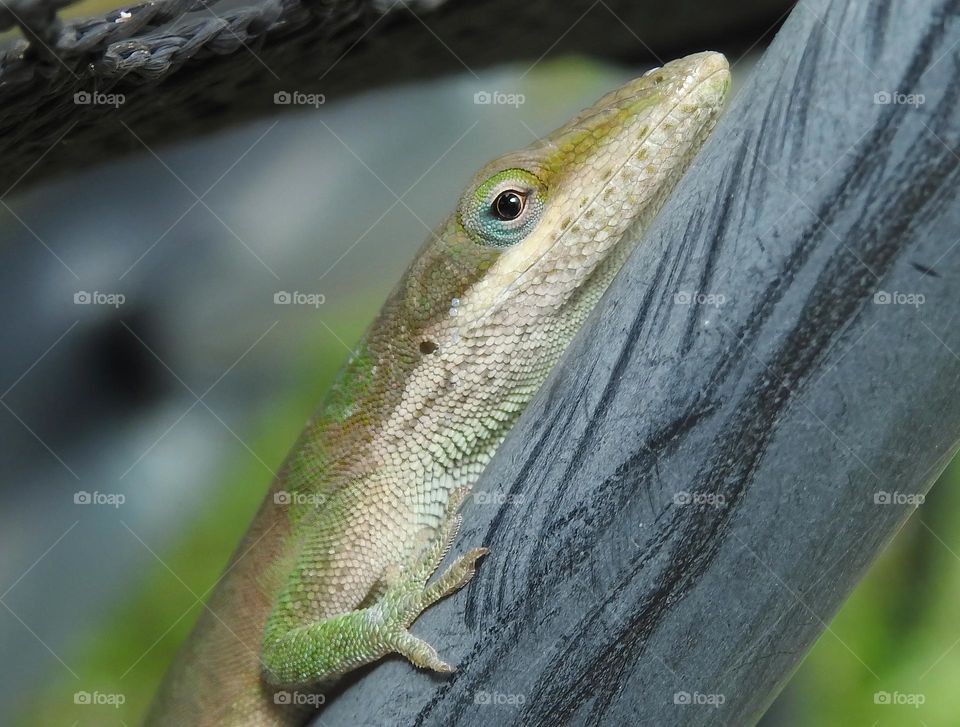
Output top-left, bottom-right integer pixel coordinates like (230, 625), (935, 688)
(400, 52), (730, 344)
(459, 52), (729, 252)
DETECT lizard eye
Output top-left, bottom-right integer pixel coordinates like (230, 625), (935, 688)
(459, 168), (545, 248)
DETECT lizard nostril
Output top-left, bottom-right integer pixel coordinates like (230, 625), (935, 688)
(419, 340), (439, 355)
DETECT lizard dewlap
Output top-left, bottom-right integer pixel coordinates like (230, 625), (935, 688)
(144, 51), (730, 727)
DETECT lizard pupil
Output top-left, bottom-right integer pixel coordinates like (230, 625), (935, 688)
(492, 190), (525, 220)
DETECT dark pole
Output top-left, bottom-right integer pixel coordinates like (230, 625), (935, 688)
(312, 0), (960, 723)
(0, 0), (792, 191)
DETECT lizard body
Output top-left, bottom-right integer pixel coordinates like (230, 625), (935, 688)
(144, 51), (730, 726)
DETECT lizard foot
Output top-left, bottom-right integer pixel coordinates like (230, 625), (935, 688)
(377, 545), (488, 673)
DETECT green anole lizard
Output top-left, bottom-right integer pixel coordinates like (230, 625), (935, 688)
(144, 51), (730, 726)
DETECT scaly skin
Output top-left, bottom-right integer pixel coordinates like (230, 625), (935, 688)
(144, 51), (730, 726)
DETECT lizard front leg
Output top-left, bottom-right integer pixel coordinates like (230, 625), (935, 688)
(260, 488), (488, 687)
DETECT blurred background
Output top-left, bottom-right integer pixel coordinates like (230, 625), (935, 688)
(2, 2), (958, 726)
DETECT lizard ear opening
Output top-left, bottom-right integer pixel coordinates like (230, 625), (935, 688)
(458, 168), (545, 249)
